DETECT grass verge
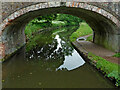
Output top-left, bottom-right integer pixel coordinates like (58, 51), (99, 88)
(86, 35), (93, 42)
(88, 52), (120, 87)
(70, 22), (93, 42)
(113, 53), (120, 58)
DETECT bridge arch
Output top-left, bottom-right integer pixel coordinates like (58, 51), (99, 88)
(0, 2), (120, 60)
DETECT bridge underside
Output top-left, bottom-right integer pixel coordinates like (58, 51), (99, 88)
(1, 7), (120, 60)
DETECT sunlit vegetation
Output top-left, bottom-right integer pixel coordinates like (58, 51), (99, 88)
(88, 52), (120, 86)
(86, 35), (93, 42)
(113, 53), (120, 58)
(56, 14), (83, 26)
(25, 23), (42, 40)
(25, 14), (82, 40)
(26, 26), (77, 53)
(31, 14), (57, 26)
(52, 21), (65, 27)
(70, 22), (93, 42)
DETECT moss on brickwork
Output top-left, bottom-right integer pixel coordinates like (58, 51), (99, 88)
(94, 36), (118, 52)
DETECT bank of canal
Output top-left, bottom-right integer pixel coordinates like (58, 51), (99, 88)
(2, 26), (115, 88)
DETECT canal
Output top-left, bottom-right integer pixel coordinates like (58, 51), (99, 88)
(2, 26), (114, 88)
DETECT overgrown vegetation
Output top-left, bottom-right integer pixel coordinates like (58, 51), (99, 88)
(25, 23), (42, 40)
(70, 22), (93, 42)
(88, 52), (120, 86)
(56, 14), (83, 26)
(25, 14), (82, 40)
(26, 30), (53, 52)
(113, 53), (120, 58)
(31, 14), (57, 26)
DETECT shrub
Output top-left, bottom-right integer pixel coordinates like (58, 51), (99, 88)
(113, 53), (120, 58)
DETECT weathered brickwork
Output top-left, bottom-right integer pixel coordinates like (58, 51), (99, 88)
(2, 2), (38, 20)
(89, 2), (120, 17)
(2, 2), (120, 20)
(1, 2), (120, 32)
(0, 43), (5, 59)
(0, 1), (120, 61)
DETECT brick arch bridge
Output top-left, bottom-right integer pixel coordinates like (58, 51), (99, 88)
(0, 1), (120, 61)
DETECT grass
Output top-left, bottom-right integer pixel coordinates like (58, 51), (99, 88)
(70, 22), (93, 42)
(86, 35), (93, 42)
(88, 52), (120, 86)
(113, 53), (120, 58)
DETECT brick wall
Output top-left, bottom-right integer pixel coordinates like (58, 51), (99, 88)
(2, 2), (120, 20)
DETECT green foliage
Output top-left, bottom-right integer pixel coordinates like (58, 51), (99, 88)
(25, 14), (83, 40)
(108, 70), (120, 87)
(113, 53), (120, 58)
(26, 26), (77, 56)
(32, 14), (57, 26)
(88, 52), (120, 86)
(26, 31), (53, 52)
(52, 21), (66, 27)
(57, 14), (82, 26)
(86, 35), (93, 41)
(70, 22), (93, 42)
(25, 22), (42, 39)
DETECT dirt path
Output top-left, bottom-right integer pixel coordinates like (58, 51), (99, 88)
(75, 35), (119, 65)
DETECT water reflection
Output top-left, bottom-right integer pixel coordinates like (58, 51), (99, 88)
(2, 26), (114, 88)
(54, 34), (85, 71)
(25, 26), (85, 71)
(57, 50), (85, 71)
(54, 35), (62, 52)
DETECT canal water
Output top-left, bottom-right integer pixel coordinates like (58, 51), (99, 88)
(2, 26), (114, 88)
